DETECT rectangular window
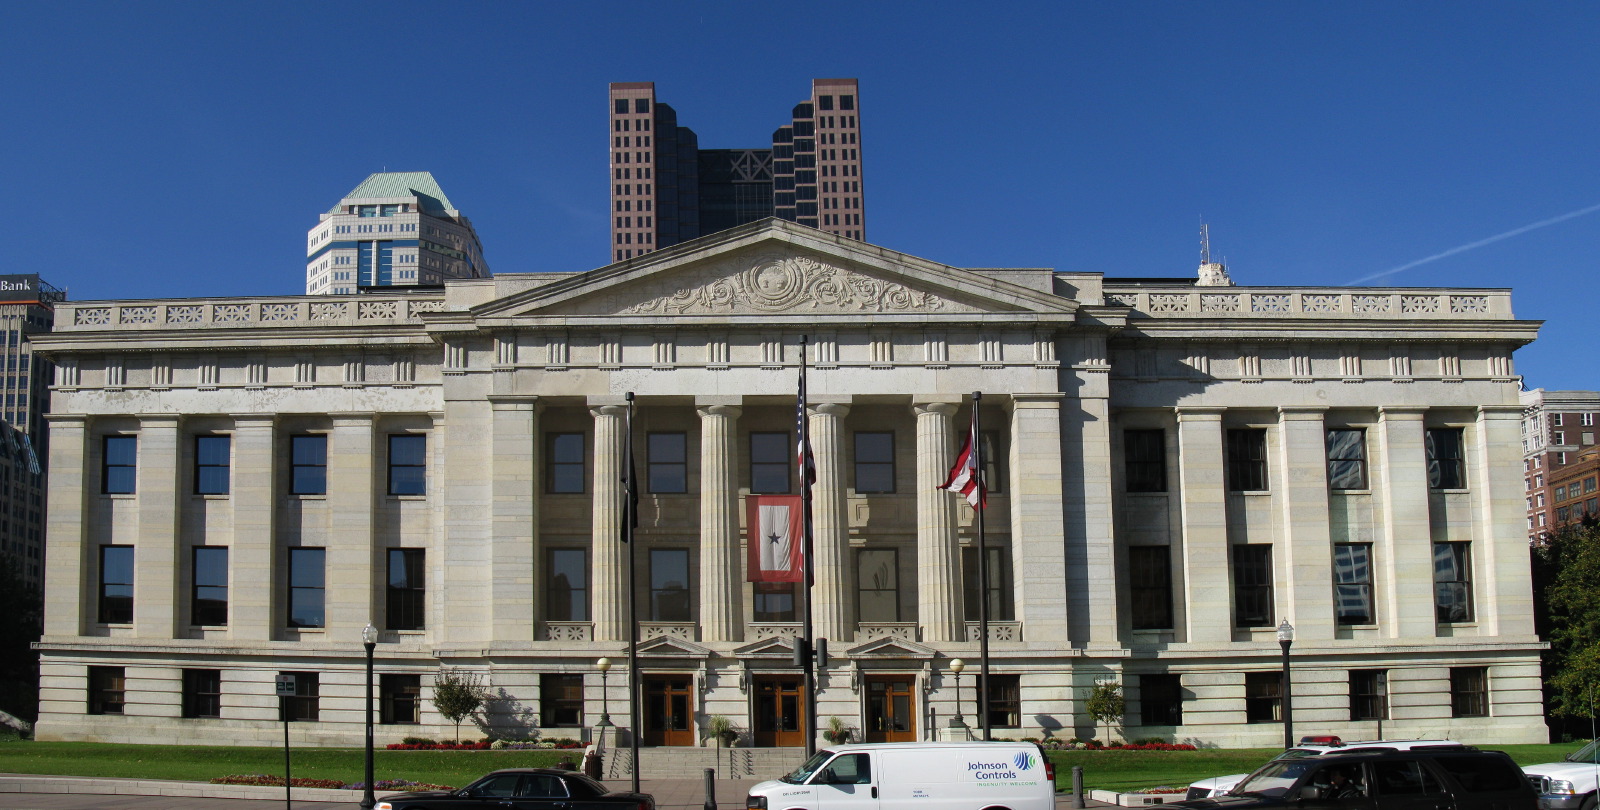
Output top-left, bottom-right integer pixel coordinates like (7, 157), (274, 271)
(540, 673), (584, 728)
(750, 432), (790, 494)
(195, 435), (231, 495)
(1350, 669), (1388, 721)
(753, 583), (796, 622)
(380, 674), (421, 724)
(282, 672), (319, 721)
(1232, 545), (1273, 627)
(1326, 429), (1368, 490)
(1140, 674), (1183, 726)
(386, 549), (426, 630)
(182, 669), (222, 718)
(1226, 429), (1268, 491)
(288, 548), (326, 628)
(857, 548), (900, 622)
(388, 434), (426, 495)
(290, 435), (327, 495)
(1129, 546), (1174, 630)
(1333, 543), (1374, 625)
(1426, 428), (1466, 489)
(854, 432), (895, 493)
(980, 430), (1005, 494)
(649, 548), (691, 621)
(985, 674), (1021, 728)
(99, 545), (134, 624)
(1555, 432), (1566, 445)
(545, 548), (588, 622)
(191, 546), (229, 626)
(88, 666), (126, 715)
(1433, 542), (1473, 623)
(1449, 666), (1488, 717)
(547, 433), (585, 494)
(1245, 671), (1282, 723)
(962, 545), (1014, 621)
(1124, 429), (1167, 492)
(103, 435), (136, 494)
(647, 432), (687, 494)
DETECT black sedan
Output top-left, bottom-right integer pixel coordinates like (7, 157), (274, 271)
(375, 768), (655, 810)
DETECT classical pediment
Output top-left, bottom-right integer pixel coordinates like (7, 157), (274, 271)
(733, 636), (797, 660)
(634, 635), (713, 658)
(845, 636), (938, 660)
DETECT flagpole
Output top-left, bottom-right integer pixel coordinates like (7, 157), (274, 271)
(799, 336), (818, 757)
(624, 391), (641, 793)
(972, 391), (991, 742)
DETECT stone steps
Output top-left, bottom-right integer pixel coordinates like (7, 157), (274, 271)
(602, 745), (804, 780)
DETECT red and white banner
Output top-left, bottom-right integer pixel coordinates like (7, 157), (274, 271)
(940, 419), (987, 509)
(747, 495), (804, 583)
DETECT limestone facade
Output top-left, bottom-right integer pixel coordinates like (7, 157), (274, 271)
(33, 220), (1546, 747)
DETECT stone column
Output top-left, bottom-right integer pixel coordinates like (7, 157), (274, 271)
(441, 400), (493, 643)
(1064, 381), (1121, 648)
(1278, 407), (1333, 637)
(490, 397), (539, 645)
(326, 414), (377, 639)
(134, 415), (181, 639)
(809, 400), (850, 642)
(230, 416), (277, 640)
(1011, 394), (1069, 643)
(1474, 405), (1536, 638)
(1376, 408), (1432, 639)
(698, 399), (742, 642)
(1175, 408), (1230, 643)
(43, 414), (89, 637)
(913, 399), (961, 642)
(590, 400), (628, 641)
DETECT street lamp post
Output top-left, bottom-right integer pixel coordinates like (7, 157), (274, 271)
(360, 623), (378, 810)
(1277, 620), (1295, 750)
(596, 658), (613, 728)
(948, 659), (967, 729)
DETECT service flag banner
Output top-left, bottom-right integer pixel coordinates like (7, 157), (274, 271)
(940, 412), (987, 509)
(747, 495), (804, 583)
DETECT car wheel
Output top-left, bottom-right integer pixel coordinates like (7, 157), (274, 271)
(1583, 794), (1597, 810)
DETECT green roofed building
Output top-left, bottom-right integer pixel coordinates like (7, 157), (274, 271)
(305, 172), (490, 294)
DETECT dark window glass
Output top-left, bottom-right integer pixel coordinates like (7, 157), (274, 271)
(1333, 543), (1373, 625)
(282, 671), (319, 721)
(182, 669), (221, 718)
(753, 582), (795, 622)
(1450, 666), (1488, 717)
(547, 433), (585, 494)
(985, 674), (1021, 728)
(648, 432), (687, 494)
(88, 666), (125, 715)
(1369, 760), (1441, 796)
(634, 98), (649, 114)
(1433, 542), (1473, 622)
(195, 435), (231, 495)
(1124, 429), (1167, 492)
(191, 546), (229, 626)
(614, 99), (627, 114)
(1350, 669), (1388, 721)
(1427, 428), (1466, 489)
(649, 548), (691, 621)
(962, 546), (1013, 621)
(541, 673), (584, 727)
(1129, 546), (1173, 629)
(980, 430), (1004, 494)
(1327, 429), (1368, 490)
(1227, 429), (1268, 491)
(103, 435), (137, 494)
(1233, 545), (1273, 627)
(750, 432), (790, 494)
(1140, 674), (1183, 726)
(546, 548), (588, 622)
(1432, 754), (1524, 791)
(1245, 671), (1281, 723)
(817, 95), (834, 111)
(380, 674), (421, 724)
(387, 549), (425, 630)
(857, 548), (899, 622)
(99, 545), (134, 624)
(854, 432), (894, 493)
(839, 94), (855, 110)
(288, 548), (326, 628)
(388, 434), (426, 496)
(290, 435), (327, 495)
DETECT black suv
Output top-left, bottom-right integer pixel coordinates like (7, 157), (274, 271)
(1167, 748), (1534, 810)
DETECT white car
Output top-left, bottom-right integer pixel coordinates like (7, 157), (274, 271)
(1183, 739), (1467, 800)
(1523, 739), (1600, 810)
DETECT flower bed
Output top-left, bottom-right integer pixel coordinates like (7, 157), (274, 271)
(1036, 739), (1197, 751)
(212, 774), (454, 791)
(387, 737), (585, 751)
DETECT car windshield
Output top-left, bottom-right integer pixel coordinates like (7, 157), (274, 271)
(1275, 748), (1326, 761)
(782, 750), (836, 784)
(1233, 760), (1317, 797)
(1567, 741), (1600, 764)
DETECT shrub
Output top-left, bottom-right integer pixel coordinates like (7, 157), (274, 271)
(400, 736), (437, 746)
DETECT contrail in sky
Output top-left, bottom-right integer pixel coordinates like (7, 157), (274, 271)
(1344, 201), (1600, 286)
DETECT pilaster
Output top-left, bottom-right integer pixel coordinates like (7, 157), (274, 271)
(42, 414), (88, 637)
(1011, 393), (1069, 643)
(697, 399), (743, 642)
(490, 397), (540, 645)
(913, 399), (961, 642)
(230, 416), (276, 640)
(326, 414), (377, 639)
(1063, 384), (1120, 648)
(1377, 408), (1432, 639)
(1176, 408), (1230, 643)
(442, 399), (493, 643)
(1475, 405), (1535, 637)
(1278, 407), (1333, 638)
(133, 415), (181, 639)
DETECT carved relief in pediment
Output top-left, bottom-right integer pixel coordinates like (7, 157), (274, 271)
(615, 253), (979, 316)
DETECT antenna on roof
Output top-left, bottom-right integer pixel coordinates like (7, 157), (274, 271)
(1200, 219), (1211, 266)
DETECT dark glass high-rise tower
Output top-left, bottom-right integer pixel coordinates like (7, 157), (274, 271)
(608, 79), (865, 262)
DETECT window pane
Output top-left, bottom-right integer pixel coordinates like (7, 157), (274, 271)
(195, 435), (231, 495)
(1333, 544), (1373, 625)
(650, 549), (691, 621)
(857, 549), (899, 622)
(192, 547), (229, 626)
(290, 435), (327, 495)
(648, 432), (687, 494)
(1326, 429), (1367, 490)
(1227, 429), (1268, 491)
(1140, 674), (1183, 726)
(540, 673), (584, 727)
(854, 432), (895, 493)
(1124, 430), (1167, 492)
(547, 548), (588, 622)
(288, 548), (325, 628)
(548, 433), (585, 493)
(1129, 546), (1173, 629)
(104, 436), (137, 494)
(1427, 428), (1466, 489)
(387, 549), (425, 630)
(1233, 545), (1273, 627)
(753, 582), (796, 621)
(389, 435), (426, 495)
(381, 673), (422, 725)
(751, 432), (790, 493)
(99, 545), (134, 624)
(1433, 543), (1473, 622)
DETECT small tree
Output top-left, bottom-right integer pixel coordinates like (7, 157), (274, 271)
(1085, 680), (1125, 740)
(432, 668), (488, 744)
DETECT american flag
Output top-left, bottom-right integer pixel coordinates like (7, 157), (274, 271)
(796, 341), (815, 488)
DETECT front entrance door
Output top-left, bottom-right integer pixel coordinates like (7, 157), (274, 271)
(863, 676), (915, 742)
(643, 676), (694, 746)
(754, 676), (806, 747)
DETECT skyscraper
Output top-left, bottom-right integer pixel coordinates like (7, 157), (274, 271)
(0, 273), (62, 587)
(609, 79), (865, 261)
(305, 172), (490, 295)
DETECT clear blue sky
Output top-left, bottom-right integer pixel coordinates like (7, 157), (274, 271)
(4, 2), (1596, 389)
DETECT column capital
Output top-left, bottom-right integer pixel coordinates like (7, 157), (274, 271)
(488, 394), (541, 412)
(136, 413), (182, 428)
(1477, 404), (1524, 420)
(697, 404), (742, 419)
(43, 412), (88, 426)
(911, 394), (964, 407)
(1277, 406), (1328, 421)
(1175, 406), (1226, 422)
(811, 402), (850, 418)
(590, 403), (627, 418)
(913, 401), (959, 418)
(1378, 406), (1428, 421)
(695, 395), (744, 408)
(587, 395), (630, 409)
(330, 412), (376, 428)
(233, 414), (278, 429)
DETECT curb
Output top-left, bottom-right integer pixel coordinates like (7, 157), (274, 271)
(0, 773), (397, 803)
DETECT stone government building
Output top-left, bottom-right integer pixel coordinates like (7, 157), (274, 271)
(33, 219), (1546, 746)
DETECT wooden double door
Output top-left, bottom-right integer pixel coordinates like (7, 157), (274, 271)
(642, 676), (694, 746)
(753, 676), (806, 747)
(863, 675), (916, 742)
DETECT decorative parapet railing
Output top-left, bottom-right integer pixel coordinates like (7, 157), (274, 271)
(541, 622), (594, 642)
(746, 622), (803, 640)
(964, 621), (1022, 642)
(639, 622), (698, 641)
(1101, 288), (1510, 319)
(857, 622), (919, 641)
(59, 296), (450, 331)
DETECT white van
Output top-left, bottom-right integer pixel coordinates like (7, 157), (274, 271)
(746, 741), (1056, 810)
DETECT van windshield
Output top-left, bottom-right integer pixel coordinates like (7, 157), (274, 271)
(781, 750), (836, 784)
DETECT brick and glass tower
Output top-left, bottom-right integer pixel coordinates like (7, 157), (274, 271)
(608, 79), (864, 262)
(305, 172), (490, 295)
(0, 273), (62, 588)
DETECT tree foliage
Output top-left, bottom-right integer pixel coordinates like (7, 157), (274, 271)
(1539, 518), (1600, 718)
(1085, 681), (1125, 724)
(0, 552), (42, 724)
(431, 668), (488, 743)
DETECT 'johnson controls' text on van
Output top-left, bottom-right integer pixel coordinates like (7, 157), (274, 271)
(746, 741), (1056, 810)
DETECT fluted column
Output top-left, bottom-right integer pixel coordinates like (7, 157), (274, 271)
(43, 414), (89, 637)
(230, 416), (277, 640)
(698, 399), (742, 642)
(809, 400), (850, 641)
(590, 400), (628, 641)
(133, 415), (181, 639)
(914, 399), (961, 642)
